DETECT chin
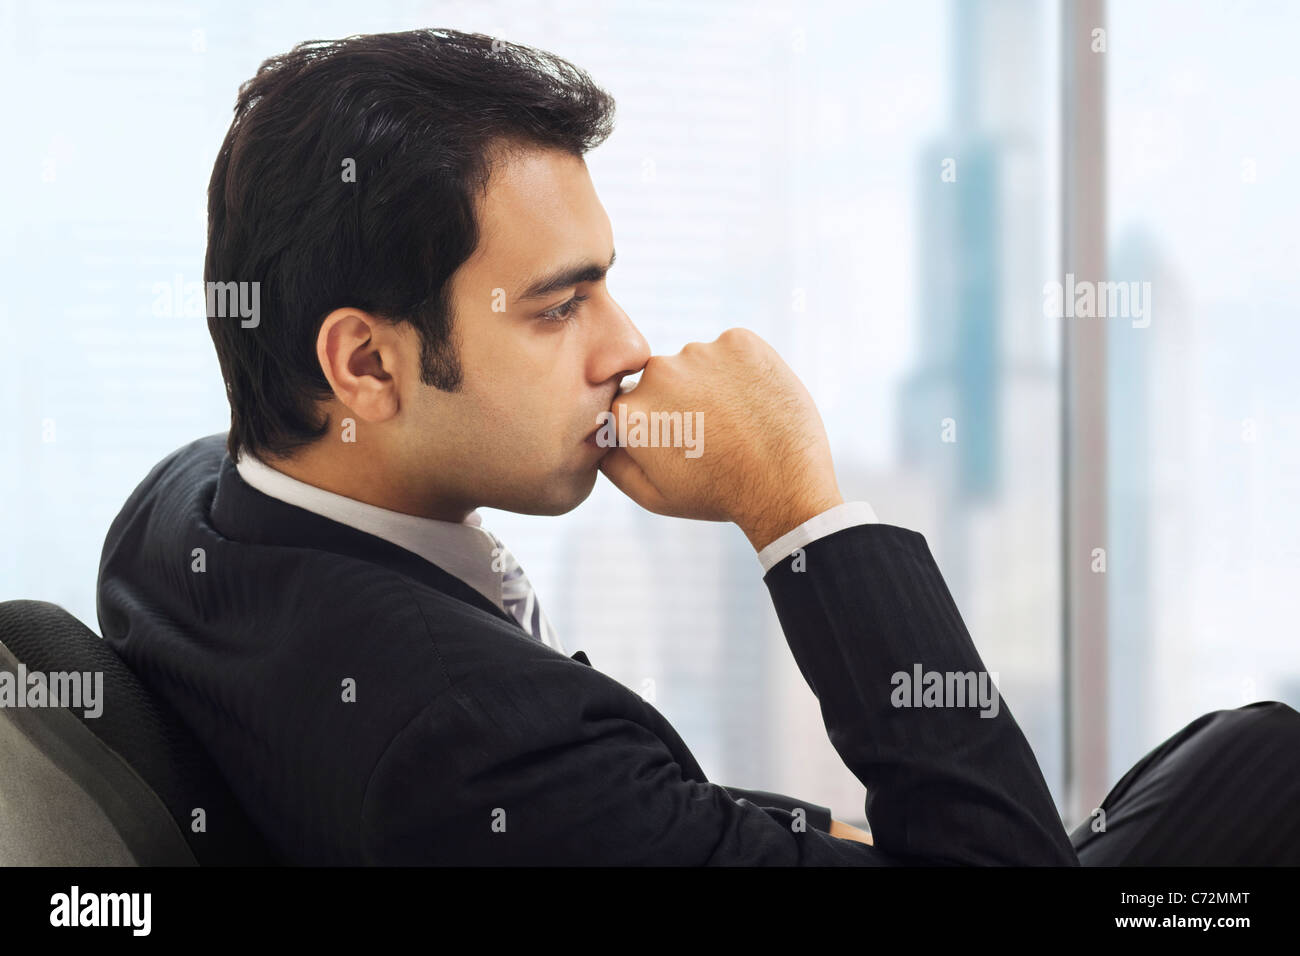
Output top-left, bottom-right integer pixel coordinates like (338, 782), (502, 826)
(508, 467), (598, 516)
(547, 469), (600, 514)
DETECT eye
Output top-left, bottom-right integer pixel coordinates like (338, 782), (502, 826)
(540, 293), (589, 323)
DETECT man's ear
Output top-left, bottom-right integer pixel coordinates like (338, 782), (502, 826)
(315, 307), (402, 423)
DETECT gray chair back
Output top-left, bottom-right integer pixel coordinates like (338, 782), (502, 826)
(0, 600), (274, 865)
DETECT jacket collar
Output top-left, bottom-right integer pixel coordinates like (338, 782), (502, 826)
(207, 443), (518, 628)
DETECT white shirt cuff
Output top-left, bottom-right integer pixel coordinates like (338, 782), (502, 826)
(756, 501), (879, 574)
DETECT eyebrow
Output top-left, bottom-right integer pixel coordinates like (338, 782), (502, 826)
(515, 248), (617, 302)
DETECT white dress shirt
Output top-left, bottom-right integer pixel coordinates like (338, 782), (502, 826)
(235, 451), (878, 615)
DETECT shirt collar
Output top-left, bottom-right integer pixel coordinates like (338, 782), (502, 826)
(234, 451), (504, 612)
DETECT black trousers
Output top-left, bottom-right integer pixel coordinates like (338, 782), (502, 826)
(1069, 700), (1300, 865)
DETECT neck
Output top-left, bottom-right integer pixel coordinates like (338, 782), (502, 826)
(257, 441), (474, 524)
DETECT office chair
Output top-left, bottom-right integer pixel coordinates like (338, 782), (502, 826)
(0, 600), (275, 865)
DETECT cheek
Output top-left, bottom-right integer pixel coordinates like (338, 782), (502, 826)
(460, 342), (585, 451)
(478, 393), (554, 460)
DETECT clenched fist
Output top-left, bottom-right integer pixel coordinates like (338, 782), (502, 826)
(597, 328), (844, 552)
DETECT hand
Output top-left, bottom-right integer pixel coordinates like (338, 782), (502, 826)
(597, 328), (843, 551)
(830, 818), (874, 845)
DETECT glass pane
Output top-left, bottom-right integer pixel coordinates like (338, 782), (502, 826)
(1105, 0), (1300, 786)
(0, 0), (1065, 826)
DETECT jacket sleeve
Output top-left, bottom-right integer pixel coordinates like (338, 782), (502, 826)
(359, 660), (894, 865)
(718, 786), (833, 834)
(762, 523), (1079, 865)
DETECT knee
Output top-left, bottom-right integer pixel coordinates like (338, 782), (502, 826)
(1222, 699), (1300, 746)
(1237, 699), (1299, 720)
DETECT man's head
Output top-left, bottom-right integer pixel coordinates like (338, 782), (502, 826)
(205, 28), (649, 519)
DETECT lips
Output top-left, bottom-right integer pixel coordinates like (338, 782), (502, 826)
(585, 388), (624, 447)
(585, 415), (614, 449)
(586, 407), (614, 442)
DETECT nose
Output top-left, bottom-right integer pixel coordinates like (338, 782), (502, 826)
(592, 293), (651, 387)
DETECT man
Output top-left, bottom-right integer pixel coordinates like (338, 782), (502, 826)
(98, 28), (1297, 865)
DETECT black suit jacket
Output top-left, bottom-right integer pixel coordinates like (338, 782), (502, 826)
(97, 434), (1079, 865)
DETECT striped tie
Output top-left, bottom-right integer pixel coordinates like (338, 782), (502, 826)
(485, 531), (564, 653)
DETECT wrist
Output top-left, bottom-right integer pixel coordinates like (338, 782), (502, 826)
(739, 488), (845, 553)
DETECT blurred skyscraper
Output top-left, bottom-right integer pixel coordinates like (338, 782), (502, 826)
(896, 0), (1064, 806)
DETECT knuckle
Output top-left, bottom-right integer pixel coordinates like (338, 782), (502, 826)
(641, 354), (667, 378)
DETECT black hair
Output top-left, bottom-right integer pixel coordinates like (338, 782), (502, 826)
(204, 28), (616, 461)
